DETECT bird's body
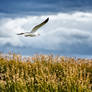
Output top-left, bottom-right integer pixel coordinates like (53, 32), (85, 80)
(17, 17), (49, 37)
(24, 32), (39, 37)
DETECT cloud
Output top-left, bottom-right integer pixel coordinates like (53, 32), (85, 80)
(0, 12), (92, 55)
(0, 0), (92, 15)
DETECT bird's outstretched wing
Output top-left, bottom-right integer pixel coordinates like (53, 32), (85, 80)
(17, 33), (25, 35)
(31, 17), (49, 33)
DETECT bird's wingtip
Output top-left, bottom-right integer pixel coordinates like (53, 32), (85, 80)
(47, 17), (49, 20)
(45, 17), (49, 23)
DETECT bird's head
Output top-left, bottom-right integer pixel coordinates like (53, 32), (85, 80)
(37, 33), (40, 36)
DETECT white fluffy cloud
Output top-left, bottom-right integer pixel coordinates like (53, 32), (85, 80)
(0, 12), (92, 51)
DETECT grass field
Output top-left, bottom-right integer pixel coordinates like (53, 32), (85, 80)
(0, 53), (92, 92)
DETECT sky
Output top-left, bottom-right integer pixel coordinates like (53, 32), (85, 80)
(0, 0), (92, 58)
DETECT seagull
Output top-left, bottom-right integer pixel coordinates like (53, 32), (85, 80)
(17, 17), (49, 37)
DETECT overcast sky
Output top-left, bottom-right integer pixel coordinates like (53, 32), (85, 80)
(0, 0), (92, 58)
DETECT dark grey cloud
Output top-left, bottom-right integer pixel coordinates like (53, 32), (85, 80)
(0, 41), (92, 57)
(71, 33), (89, 40)
(0, 0), (92, 16)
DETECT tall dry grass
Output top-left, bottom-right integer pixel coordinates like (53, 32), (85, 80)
(0, 53), (92, 92)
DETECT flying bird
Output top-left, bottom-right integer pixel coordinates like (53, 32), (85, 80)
(17, 17), (49, 37)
